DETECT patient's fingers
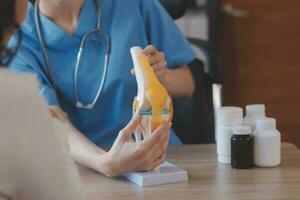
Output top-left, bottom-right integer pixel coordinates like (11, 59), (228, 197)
(131, 68), (135, 76)
(134, 127), (142, 143)
(141, 121), (171, 149)
(119, 113), (141, 140)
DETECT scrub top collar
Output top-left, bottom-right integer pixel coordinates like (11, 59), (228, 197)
(33, 0), (100, 50)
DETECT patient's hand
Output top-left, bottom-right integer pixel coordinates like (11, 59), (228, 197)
(143, 45), (169, 85)
(102, 113), (170, 177)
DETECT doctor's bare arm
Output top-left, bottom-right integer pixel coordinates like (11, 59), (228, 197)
(164, 66), (195, 98)
(49, 105), (170, 177)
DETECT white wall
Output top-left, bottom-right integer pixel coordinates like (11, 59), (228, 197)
(175, 11), (209, 41)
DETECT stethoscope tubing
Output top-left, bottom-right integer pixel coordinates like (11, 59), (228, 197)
(34, 0), (110, 109)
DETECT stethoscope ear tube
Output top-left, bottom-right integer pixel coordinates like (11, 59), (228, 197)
(34, 0), (57, 90)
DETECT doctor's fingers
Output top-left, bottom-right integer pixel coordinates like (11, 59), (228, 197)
(119, 113), (141, 140)
(153, 67), (167, 78)
(152, 61), (167, 71)
(143, 45), (157, 56)
(152, 63), (168, 75)
(147, 52), (165, 66)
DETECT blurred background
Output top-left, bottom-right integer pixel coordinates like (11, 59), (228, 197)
(160, 0), (300, 147)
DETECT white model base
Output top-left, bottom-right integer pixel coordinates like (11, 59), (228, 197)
(123, 162), (188, 187)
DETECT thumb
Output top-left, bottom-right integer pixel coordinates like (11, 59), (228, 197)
(119, 113), (141, 140)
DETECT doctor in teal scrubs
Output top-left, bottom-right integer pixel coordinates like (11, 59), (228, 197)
(8, 0), (196, 176)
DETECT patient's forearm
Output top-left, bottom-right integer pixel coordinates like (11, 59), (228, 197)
(49, 106), (110, 174)
(164, 65), (195, 98)
(67, 124), (109, 172)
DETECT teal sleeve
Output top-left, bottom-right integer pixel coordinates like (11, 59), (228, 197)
(141, 0), (196, 69)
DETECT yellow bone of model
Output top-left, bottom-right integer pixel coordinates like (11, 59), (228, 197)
(139, 54), (170, 130)
(131, 46), (173, 134)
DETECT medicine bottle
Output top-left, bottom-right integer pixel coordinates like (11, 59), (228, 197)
(216, 107), (243, 164)
(243, 104), (266, 129)
(231, 126), (253, 169)
(253, 118), (281, 167)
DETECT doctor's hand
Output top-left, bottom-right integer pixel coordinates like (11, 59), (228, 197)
(102, 113), (171, 177)
(143, 45), (169, 85)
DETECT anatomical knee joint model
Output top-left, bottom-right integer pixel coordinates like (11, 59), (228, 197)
(130, 46), (173, 142)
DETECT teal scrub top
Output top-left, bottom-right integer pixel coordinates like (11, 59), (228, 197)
(8, 0), (196, 147)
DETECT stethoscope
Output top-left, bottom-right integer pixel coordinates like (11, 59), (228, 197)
(34, 0), (110, 109)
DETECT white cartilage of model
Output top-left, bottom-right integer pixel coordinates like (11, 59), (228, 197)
(130, 46), (173, 143)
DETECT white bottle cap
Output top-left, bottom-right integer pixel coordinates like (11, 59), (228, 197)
(217, 107), (243, 126)
(233, 125), (252, 135)
(246, 104), (265, 113)
(256, 118), (276, 131)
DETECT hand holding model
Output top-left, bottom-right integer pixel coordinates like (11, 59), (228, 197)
(104, 113), (171, 177)
(143, 45), (169, 85)
(132, 45), (170, 86)
(51, 107), (170, 177)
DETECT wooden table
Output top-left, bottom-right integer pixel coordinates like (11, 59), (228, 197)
(79, 143), (300, 200)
